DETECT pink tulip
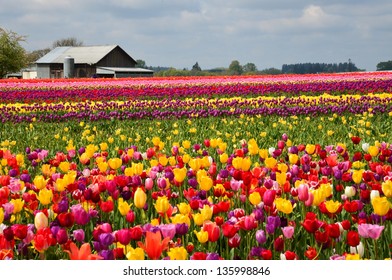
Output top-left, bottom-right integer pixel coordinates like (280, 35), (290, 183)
(282, 226), (295, 239)
(297, 184), (309, 202)
(145, 178), (154, 190)
(263, 189), (276, 207)
(358, 224), (385, 240)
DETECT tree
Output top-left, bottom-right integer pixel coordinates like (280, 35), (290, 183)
(136, 59), (147, 68)
(376, 60), (392, 71)
(26, 48), (51, 64)
(0, 28), (28, 78)
(228, 60), (243, 75)
(52, 37), (83, 48)
(191, 62), (201, 72)
(242, 62), (258, 73)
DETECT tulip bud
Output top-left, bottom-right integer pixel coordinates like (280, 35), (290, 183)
(134, 188), (147, 209)
(34, 212), (48, 230)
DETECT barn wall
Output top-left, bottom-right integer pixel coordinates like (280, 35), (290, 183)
(96, 47), (136, 68)
(36, 64), (51, 78)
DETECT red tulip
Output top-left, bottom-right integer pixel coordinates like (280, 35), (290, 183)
(129, 226), (143, 241)
(12, 224), (28, 240)
(261, 249), (272, 260)
(228, 233), (241, 248)
(274, 236), (284, 252)
(305, 247), (318, 260)
(222, 222), (238, 238)
(64, 242), (102, 260)
(137, 231), (170, 260)
(347, 231), (360, 247)
(33, 228), (56, 253)
(315, 230), (329, 244)
(203, 221), (220, 242)
(302, 219), (320, 233)
(116, 229), (132, 246)
(57, 212), (75, 228)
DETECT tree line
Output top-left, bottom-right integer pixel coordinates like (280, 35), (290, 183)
(282, 61), (362, 74)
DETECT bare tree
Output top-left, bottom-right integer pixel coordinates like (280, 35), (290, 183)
(52, 37), (84, 48)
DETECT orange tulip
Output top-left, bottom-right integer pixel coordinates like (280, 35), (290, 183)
(137, 231), (170, 260)
(64, 242), (103, 260)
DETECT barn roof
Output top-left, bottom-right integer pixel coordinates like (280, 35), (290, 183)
(36, 45), (129, 64)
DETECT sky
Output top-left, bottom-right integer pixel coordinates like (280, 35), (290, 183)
(1, 0), (391, 71)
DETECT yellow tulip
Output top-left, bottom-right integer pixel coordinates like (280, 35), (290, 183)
(352, 170), (364, 184)
(199, 175), (213, 191)
(201, 156), (211, 168)
(305, 144), (316, 155)
(382, 180), (392, 198)
(168, 156), (176, 166)
(259, 149), (269, 159)
(41, 164), (55, 177)
(168, 247), (188, 260)
(118, 198), (131, 216)
(325, 200), (341, 214)
(171, 214), (191, 227)
(55, 178), (67, 192)
(249, 191), (261, 206)
(182, 140), (191, 149)
(38, 188), (53, 205)
(99, 142), (108, 151)
(108, 158), (122, 170)
(345, 254), (360, 260)
(372, 196), (390, 216)
(155, 196), (170, 214)
(219, 153), (228, 164)
(194, 229), (208, 243)
(182, 154), (191, 164)
(192, 213), (204, 226)
(64, 171), (76, 185)
(218, 142), (227, 152)
(276, 172), (287, 186)
(126, 247), (145, 260)
(158, 156), (168, 166)
(264, 157), (277, 169)
(0, 208), (4, 224)
(134, 188), (147, 209)
(177, 203), (191, 215)
(79, 153), (91, 165)
(10, 199), (24, 214)
(368, 146), (379, 157)
(289, 154), (299, 165)
(59, 161), (70, 173)
(189, 158), (202, 171)
(247, 139), (259, 155)
(173, 167), (187, 183)
(33, 175), (48, 190)
(200, 204), (213, 221)
(131, 162), (143, 175)
(98, 161), (108, 172)
(275, 198), (293, 214)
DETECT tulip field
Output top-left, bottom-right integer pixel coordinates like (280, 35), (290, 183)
(1, 72), (392, 260)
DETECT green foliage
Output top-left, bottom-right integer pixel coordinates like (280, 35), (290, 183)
(0, 28), (28, 78)
(136, 59), (147, 68)
(282, 61), (362, 74)
(376, 60), (392, 71)
(228, 60), (243, 75)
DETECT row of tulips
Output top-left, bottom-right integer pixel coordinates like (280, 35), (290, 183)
(1, 133), (392, 260)
(1, 93), (392, 123)
(1, 72), (392, 104)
